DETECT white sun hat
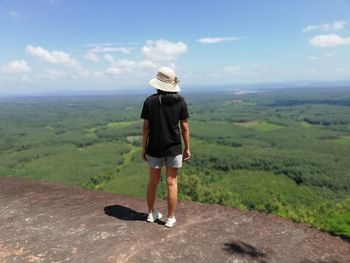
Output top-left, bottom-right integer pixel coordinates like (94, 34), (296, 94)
(149, 67), (180, 92)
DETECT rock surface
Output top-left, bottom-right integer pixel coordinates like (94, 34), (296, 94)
(0, 176), (349, 263)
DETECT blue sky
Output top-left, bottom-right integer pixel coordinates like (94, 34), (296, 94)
(1, 0), (350, 95)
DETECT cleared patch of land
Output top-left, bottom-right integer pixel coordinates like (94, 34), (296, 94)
(334, 136), (350, 144)
(234, 120), (283, 132)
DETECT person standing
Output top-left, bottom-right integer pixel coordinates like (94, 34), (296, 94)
(140, 67), (190, 228)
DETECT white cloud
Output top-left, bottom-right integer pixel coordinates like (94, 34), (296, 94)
(104, 54), (157, 75)
(84, 51), (100, 63)
(104, 54), (115, 65)
(98, 47), (132, 53)
(26, 45), (79, 67)
(197, 36), (241, 44)
(223, 66), (242, 75)
(303, 20), (346, 32)
(336, 68), (346, 72)
(84, 45), (132, 62)
(31, 67), (90, 82)
(42, 69), (68, 80)
(85, 43), (116, 47)
(335, 68), (350, 76)
(223, 64), (268, 77)
(8, 10), (19, 19)
(1, 60), (31, 74)
(141, 39), (187, 61)
(25, 45), (90, 79)
(305, 69), (317, 74)
(310, 34), (350, 47)
(308, 56), (320, 60)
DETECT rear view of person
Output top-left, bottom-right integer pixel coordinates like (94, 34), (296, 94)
(140, 67), (190, 228)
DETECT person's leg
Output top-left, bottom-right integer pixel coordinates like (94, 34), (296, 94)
(147, 167), (161, 213)
(166, 167), (178, 218)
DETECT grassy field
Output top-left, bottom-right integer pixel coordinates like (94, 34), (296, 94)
(0, 87), (349, 237)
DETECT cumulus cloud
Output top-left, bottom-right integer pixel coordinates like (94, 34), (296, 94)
(310, 34), (350, 47)
(197, 36), (241, 44)
(1, 60), (31, 74)
(26, 45), (79, 67)
(104, 54), (157, 75)
(25, 45), (91, 79)
(84, 45), (132, 62)
(303, 20), (346, 32)
(141, 39), (187, 61)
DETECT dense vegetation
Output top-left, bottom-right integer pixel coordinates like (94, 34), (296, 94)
(0, 87), (349, 238)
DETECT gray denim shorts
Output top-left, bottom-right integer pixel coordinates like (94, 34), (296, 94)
(146, 154), (183, 168)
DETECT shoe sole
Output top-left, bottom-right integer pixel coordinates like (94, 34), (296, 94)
(147, 214), (163, 223)
(165, 221), (176, 228)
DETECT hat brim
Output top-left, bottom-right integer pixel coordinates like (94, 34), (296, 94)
(149, 78), (180, 92)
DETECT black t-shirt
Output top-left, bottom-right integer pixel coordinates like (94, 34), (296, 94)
(140, 94), (189, 157)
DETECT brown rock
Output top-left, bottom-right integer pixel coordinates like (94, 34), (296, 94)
(0, 176), (349, 263)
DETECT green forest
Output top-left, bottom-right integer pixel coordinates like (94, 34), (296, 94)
(0, 87), (349, 238)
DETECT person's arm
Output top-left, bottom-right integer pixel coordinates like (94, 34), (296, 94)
(180, 119), (190, 161)
(142, 119), (149, 161)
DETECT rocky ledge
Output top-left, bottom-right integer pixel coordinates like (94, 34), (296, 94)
(0, 176), (349, 263)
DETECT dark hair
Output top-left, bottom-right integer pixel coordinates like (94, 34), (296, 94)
(156, 89), (183, 106)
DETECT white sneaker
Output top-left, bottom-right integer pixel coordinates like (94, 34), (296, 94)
(147, 211), (163, 223)
(165, 217), (176, 228)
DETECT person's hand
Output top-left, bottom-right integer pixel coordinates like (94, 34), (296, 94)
(183, 149), (191, 162)
(142, 150), (147, 161)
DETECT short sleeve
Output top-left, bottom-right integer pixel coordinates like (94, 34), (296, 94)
(140, 99), (149, 119)
(180, 99), (189, 120)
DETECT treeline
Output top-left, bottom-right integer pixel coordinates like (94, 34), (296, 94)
(268, 99), (350, 107)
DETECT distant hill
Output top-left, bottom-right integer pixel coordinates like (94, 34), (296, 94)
(1, 79), (350, 98)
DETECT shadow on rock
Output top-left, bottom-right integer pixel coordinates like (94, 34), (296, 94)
(104, 205), (147, 221)
(224, 241), (268, 262)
